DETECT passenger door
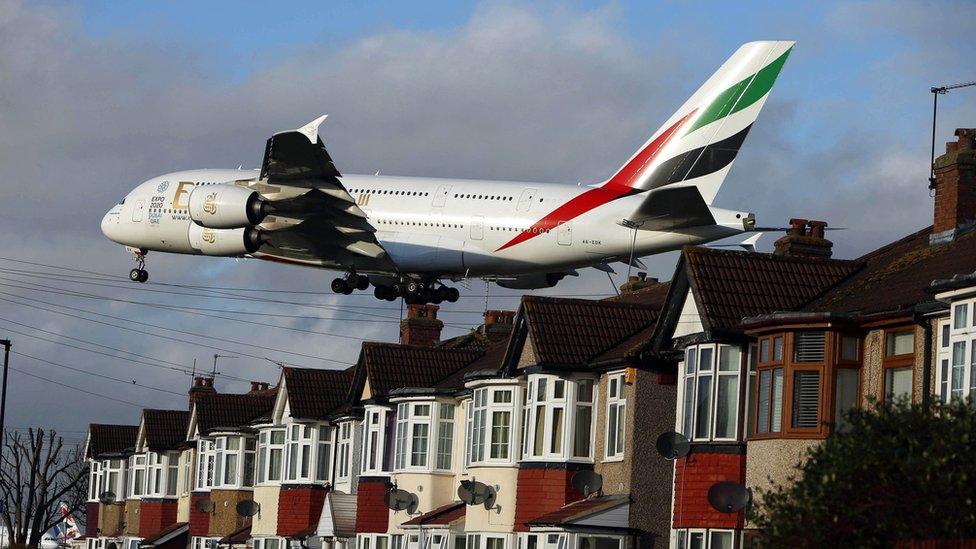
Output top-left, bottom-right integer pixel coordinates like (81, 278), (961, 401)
(470, 215), (484, 240)
(432, 184), (452, 207)
(517, 188), (537, 212)
(132, 200), (145, 222)
(557, 221), (572, 246)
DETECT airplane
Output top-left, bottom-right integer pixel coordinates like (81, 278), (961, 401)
(102, 40), (794, 304)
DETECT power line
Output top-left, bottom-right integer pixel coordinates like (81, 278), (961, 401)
(11, 350), (187, 397)
(0, 293), (352, 368)
(9, 366), (144, 408)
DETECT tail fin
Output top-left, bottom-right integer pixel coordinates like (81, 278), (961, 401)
(603, 40), (794, 204)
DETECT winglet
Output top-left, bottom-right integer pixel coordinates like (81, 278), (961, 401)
(297, 115), (328, 143)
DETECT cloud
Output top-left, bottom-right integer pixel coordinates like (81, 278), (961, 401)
(1, 0), (974, 432)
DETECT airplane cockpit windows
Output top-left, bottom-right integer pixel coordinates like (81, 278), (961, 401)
(118, 198), (126, 205)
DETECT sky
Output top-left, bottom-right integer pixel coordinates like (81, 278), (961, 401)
(0, 0), (974, 445)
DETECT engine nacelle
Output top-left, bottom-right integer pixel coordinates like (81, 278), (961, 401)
(187, 224), (266, 256)
(188, 184), (269, 229)
(496, 272), (566, 290)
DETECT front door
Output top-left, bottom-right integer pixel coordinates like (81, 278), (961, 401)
(470, 215), (484, 240)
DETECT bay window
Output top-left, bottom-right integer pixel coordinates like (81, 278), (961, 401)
(316, 426), (332, 482)
(362, 407), (391, 475)
(258, 429), (285, 484)
(467, 385), (519, 466)
(437, 405), (455, 469)
(128, 454), (146, 498)
(197, 436), (256, 490)
(522, 375), (594, 462)
(102, 459), (126, 500)
(144, 451), (179, 497)
(286, 425), (314, 482)
(605, 372), (626, 459)
(196, 440), (215, 490)
(679, 344), (743, 442)
(336, 422), (353, 481)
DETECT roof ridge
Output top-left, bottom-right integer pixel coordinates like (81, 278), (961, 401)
(686, 244), (861, 266)
(522, 294), (662, 311)
(853, 224), (933, 262)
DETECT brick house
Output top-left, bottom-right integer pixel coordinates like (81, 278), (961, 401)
(84, 424), (140, 549)
(655, 129), (976, 548)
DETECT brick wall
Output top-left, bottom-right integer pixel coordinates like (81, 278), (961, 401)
(139, 499), (179, 538)
(672, 449), (746, 529)
(354, 478), (390, 534)
(933, 128), (976, 234)
(84, 503), (99, 538)
(277, 485), (328, 538)
(189, 493), (211, 537)
(512, 464), (584, 531)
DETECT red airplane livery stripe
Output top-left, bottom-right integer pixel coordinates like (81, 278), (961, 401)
(495, 109), (697, 252)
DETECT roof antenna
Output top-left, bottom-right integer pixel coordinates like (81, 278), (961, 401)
(929, 81), (976, 193)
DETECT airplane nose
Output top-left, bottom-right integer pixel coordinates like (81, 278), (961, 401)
(101, 209), (120, 242)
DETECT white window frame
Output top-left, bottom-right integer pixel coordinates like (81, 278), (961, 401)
(128, 454), (147, 498)
(678, 344), (744, 443)
(358, 534), (390, 549)
(181, 450), (192, 496)
(316, 425), (333, 483)
(285, 424), (315, 482)
(939, 300), (976, 403)
(394, 400), (456, 474)
(604, 371), (627, 461)
(466, 533), (511, 549)
(361, 406), (390, 475)
(673, 528), (737, 549)
(467, 385), (520, 466)
(522, 375), (593, 463)
(195, 439), (215, 491)
(87, 461), (102, 501)
(253, 538), (288, 549)
(257, 428), (286, 485)
(144, 451), (180, 498)
(336, 421), (353, 481)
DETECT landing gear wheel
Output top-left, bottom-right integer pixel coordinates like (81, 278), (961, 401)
(354, 275), (370, 291)
(445, 287), (460, 303)
(374, 285), (397, 301)
(130, 253), (148, 283)
(331, 278), (352, 295)
(129, 268), (144, 282)
(138, 269), (149, 283)
(405, 280), (424, 295)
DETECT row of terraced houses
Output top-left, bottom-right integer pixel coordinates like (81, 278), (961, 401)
(82, 129), (976, 549)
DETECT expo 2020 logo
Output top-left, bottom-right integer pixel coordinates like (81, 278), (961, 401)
(157, 181), (170, 193)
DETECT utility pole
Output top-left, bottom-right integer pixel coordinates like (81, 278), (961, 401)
(0, 339), (10, 443)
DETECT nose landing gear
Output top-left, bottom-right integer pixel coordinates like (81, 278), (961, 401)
(129, 253), (148, 283)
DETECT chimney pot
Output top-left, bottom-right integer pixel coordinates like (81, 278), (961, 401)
(400, 304), (444, 346)
(931, 128), (976, 239)
(773, 219), (833, 258)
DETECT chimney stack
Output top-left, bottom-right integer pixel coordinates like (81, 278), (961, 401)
(400, 304), (443, 347)
(249, 381), (270, 393)
(480, 310), (515, 342)
(931, 128), (976, 243)
(188, 376), (217, 409)
(773, 218), (833, 259)
(619, 271), (659, 294)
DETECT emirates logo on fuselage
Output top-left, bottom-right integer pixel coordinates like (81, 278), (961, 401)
(203, 192), (218, 215)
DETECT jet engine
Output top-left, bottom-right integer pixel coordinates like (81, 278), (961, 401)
(188, 184), (270, 229)
(496, 272), (566, 290)
(187, 224), (267, 256)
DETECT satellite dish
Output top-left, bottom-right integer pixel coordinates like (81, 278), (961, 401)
(236, 500), (260, 517)
(195, 498), (215, 514)
(457, 480), (494, 506)
(107, 543), (118, 549)
(571, 470), (604, 497)
(483, 486), (497, 510)
(98, 491), (117, 505)
(384, 489), (413, 511)
(707, 482), (752, 513)
(406, 493), (419, 515)
(655, 431), (691, 460)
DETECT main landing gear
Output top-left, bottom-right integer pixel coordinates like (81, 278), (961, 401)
(332, 273), (460, 304)
(129, 253), (149, 283)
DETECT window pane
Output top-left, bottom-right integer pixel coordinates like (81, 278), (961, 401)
(760, 339), (769, 363)
(685, 348), (697, 375)
(491, 411), (510, 459)
(224, 453), (238, 485)
(773, 337), (784, 361)
(607, 404), (618, 455)
(955, 303), (969, 329)
(689, 533), (704, 549)
(533, 405), (546, 456)
(682, 374), (695, 438)
(885, 367), (913, 402)
(971, 342), (976, 400)
(694, 375), (712, 439)
(268, 448), (281, 481)
(715, 374), (738, 439)
(771, 368), (784, 432)
(941, 358), (950, 403)
(757, 370), (771, 433)
(791, 371), (820, 429)
(554, 380), (565, 399)
(573, 405), (592, 458)
(793, 332), (826, 363)
(835, 368), (859, 431)
(886, 330), (914, 356)
(942, 323), (951, 347)
(718, 346), (740, 371)
(578, 380), (593, 403)
(842, 336), (859, 361)
(493, 390), (513, 404)
(709, 532), (733, 549)
(699, 347), (713, 372)
(411, 424), (429, 467)
(952, 341), (966, 399)
(549, 408), (564, 454)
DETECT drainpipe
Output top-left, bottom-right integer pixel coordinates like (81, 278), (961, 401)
(917, 313), (933, 408)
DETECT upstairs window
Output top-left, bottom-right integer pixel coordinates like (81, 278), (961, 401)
(257, 429), (285, 484)
(336, 422), (353, 481)
(521, 375), (594, 463)
(437, 405), (455, 470)
(362, 407), (391, 475)
(883, 329), (915, 404)
(467, 387), (518, 466)
(680, 345), (742, 442)
(286, 425), (314, 482)
(316, 426), (332, 483)
(605, 372), (626, 459)
(755, 335), (785, 435)
(88, 461), (102, 501)
(128, 454), (147, 498)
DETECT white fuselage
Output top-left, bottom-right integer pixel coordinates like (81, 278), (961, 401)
(102, 169), (745, 278)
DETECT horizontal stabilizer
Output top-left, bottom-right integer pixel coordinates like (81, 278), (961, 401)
(627, 186), (716, 231)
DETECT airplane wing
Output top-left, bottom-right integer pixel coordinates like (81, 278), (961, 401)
(626, 185), (716, 231)
(256, 116), (396, 272)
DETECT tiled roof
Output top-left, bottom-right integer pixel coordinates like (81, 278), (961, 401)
(401, 501), (466, 526)
(683, 246), (861, 332)
(520, 296), (662, 367)
(139, 522), (188, 547)
(219, 524), (251, 544)
(195, 392), (277, 434)
(434, 339), (509, 390)
(282, 366), (354, 420)
(525, 494), (629, 526)
(142, 410), (190, 451)
(361, 342), (482, 397)
(606, 280), (672, 307)
(805, 226), (976, 315)
(86, 424), (138, 458)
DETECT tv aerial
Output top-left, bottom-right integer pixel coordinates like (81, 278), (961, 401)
(195, 498), (215, 514)
(707, 482), (752, 513)
(97, 491), (117, 505)
(236, 500), (260, 518)
(384, 488), (419, 514)
(655, 431), (691, 460)
(458, 480), (496, 510)
(571, 470), (603, 497)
